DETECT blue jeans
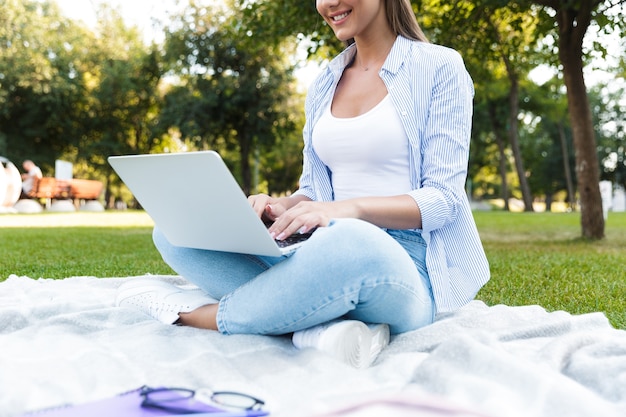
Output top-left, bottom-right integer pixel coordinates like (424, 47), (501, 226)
(153, 218), (434, 335)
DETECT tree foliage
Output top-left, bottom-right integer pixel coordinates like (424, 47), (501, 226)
(158, 1), (303, 195)
(71, 5), (163, 207)
(236, 0), (342, 57)
(418, 0), (625, 237)
(526, 0), (626, 238)
(0, 0), (91, 173)
(593, 82), (626, 189)
(2, 0), (626, 238)
(419, 1), (575, 213)
(0, 0), (163, 207)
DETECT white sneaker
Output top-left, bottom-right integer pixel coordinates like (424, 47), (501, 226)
(292, 320), (390, 369)
(367, 323), (390, 365)
(115, 278), (218, 324)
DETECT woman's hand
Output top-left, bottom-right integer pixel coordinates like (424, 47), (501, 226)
(247, 194), (285, 221)
(248, 194), (322, 239)
(268, 200), (336, 240)
(249, 194), (422, 240)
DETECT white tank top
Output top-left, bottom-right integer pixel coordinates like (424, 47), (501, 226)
(312, 95), (411, 201)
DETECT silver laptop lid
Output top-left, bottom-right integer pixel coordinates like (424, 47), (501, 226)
(108, 151), (293, 256)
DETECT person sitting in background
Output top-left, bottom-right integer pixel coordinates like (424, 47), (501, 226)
(21, 160), (42, 197)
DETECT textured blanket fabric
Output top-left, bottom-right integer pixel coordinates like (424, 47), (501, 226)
(1, 275), (625, 417)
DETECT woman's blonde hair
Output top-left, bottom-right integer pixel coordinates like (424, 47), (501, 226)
(387, 0), (428, 42)
(345, 0), (428, 45)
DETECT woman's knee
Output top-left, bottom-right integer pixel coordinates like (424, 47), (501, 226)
(319, 219), (414, 267)
(152, 227), (167, 250)
(152, 227), (180, 265)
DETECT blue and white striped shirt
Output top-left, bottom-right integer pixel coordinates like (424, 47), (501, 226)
(293, 36), (490, 314)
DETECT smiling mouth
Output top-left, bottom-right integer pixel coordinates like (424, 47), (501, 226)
(332, 11), (350, 21)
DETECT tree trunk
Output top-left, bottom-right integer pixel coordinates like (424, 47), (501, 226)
(488, 15), (533, 211)
(239, 135), (252, 196)
(545, 192), (553, 212)
(488, 102), (510, 211)
(556, 5), (605, 239)
(507, 76), (534, 211)
(557, 121), (576, 211)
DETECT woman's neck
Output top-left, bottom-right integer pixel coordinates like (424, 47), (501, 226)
(351, 33), (396, 72)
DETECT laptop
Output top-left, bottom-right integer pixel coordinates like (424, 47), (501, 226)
(108, 151), (312, 256)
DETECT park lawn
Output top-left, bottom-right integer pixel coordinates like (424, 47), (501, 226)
(0, 226), (174, 279)
(0, 211), (174, 279)
(0, 210), (624, 329)
(474, 211), (626, 329)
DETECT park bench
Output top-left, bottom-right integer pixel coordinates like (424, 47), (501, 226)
(67, 179), (104, 201)
(27, 177), (70, 200)
(27, 177), (103, 206)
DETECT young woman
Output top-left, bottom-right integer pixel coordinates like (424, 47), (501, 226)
(117, 0), (489, 356)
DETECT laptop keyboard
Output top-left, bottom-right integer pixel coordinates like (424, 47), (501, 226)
(275, 231), (314, 248)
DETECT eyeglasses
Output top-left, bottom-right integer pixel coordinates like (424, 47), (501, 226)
(140, 386), (265, 414)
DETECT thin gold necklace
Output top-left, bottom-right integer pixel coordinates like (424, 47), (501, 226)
(353, 48), (391, 72)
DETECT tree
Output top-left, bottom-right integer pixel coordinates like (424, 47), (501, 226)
(420, 0), (625, 236)
(50, 4), (164, 207)
(159, 1), (302, 194)
(86, 5), (162, 157)
(237, 0), (341, 56)
(487, 98), (514, 209)
(418, 1), (546, 211)
(0, 0), (161, 209)
(592, 82), (626, 190)
(0, 0), (93, 171)
(528, 0), (626, 239)
(524, 78), (577, 210)
(519, 108), (573, 211)
(470, 96), (515, 207)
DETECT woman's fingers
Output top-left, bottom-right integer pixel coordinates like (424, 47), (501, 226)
(270, 202), (331, 240)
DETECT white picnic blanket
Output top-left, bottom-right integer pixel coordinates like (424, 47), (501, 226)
(1, 275), (626, 417)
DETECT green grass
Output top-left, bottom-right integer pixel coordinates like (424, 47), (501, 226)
(0, 211), (175, 279)
(474, 211), (626, 329)
(0, 226), (175, 278)
(1, 210), (624, 329)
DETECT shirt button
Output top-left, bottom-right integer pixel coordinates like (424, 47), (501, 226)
(401, 110), (408, 116)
